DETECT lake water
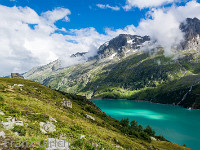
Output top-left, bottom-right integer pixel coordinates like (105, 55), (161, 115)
(92, 99), (200, 150)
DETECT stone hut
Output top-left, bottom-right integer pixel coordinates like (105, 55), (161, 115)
(62, 100), (72, 108)
(11, 73), (24, 79)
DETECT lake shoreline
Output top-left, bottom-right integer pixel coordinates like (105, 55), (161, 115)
(90, 98), (200, 110)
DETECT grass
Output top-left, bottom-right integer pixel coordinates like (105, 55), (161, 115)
(0, 77), (191, 150)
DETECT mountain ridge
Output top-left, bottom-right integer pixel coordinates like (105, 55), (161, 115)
(24, 17), (200, 109)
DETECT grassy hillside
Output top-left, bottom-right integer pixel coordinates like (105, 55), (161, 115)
(0, 77), (190, 150)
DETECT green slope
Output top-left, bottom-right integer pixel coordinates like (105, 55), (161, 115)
(26, 49), (200, 109)
(0, 78), (190, 150)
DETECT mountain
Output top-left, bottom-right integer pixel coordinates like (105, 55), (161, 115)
(97, 34), (151, 59)
(0, 77), (190, 150)
(180, 17), (200, 50)
(24, 18), (200, 109)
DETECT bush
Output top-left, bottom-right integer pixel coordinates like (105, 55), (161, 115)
(0, 84), (5, 90)
(27, 113), (49, 122)
(12, 125), (26, 136)
(144, 125), (155, 137)
(16, 96), (23, 101)
(0, 95), (4, 101)
(71, 139), (95, 150)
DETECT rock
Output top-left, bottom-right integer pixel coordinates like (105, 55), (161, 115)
(13, 84), (24, 87)
(62, 100), (72, 108)
(11, 118), (23, 126)
(0, 131), (5, 138)
(80, 135), (85, 139)
(40, 121), (56, 134)
(92, 142), (99, 148)
(15, 120), (24, 126)
(1, 117), (23, 130)
(150, 136), (157, 141)
(1, 121), (14, 130)
(46, 138), (70, 150)
(60, 133), (67, 139)
(11, 73), (24, 79)
(0, 110), (5, 116)
(6, 116), (12, 122)
(14, 132), (19, 136)
(49, 117), (57, 123)
(98, 34), (151, 59)
(180, 18), (200, 50)
(85, 114), (95, 121)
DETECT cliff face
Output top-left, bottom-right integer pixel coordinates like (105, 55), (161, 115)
(180, 18), (200, 50)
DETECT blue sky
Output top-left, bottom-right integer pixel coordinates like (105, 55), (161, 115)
(0, 0), (193, 33)
(1, 0), (200, 76)
(0, 0), (144, 33)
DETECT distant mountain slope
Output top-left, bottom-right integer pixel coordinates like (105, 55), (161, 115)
(25, 18), (200, 109)
(0, 78), (190, 149)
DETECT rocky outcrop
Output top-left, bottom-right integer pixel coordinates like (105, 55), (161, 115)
(1, 117), (23, 130)
(98, 34), (151, 59)
(11, 73), (24, 79)
(62, 100), (72, 108)
(39, 121), (56, 134)
(180, 17), (200, 50)
(85, 114), (95, 121)
(0, 110), (5, 116)
(71, 52), (87, 58)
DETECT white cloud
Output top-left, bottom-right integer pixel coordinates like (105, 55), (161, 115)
(41, 7), (71, 23)
(1, 1), (200, 76)
(123, 0), (178, 10)
(96, 4), (120, 11)
(0, 5), (117, 76)
(105, 25), (136, 37)
(135, 1), (200, 55)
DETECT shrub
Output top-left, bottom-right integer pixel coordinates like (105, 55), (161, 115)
(0, 95), (4, 101)
(0, 84), (5, 90)
(71, 139), (95, 150)
(12, 125), (26, 136)
(27, 113), (49, 122)
(144, 125), (155, 137)
(16, 96), (23, 101)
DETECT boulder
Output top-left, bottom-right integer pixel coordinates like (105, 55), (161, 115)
(49, 117), (57, 123)
(40, 121), (56, 134)
(150, 136), (157, 141)
(0, 131), (5, 138)
(11, 73), (24, 79)
(1, 122), (14, 130)
(62, 100), (72, 108)
(0, 110), (5, 116)
(85, 114), (95, 121)
(1, 117), (23, 130)
(13, 84), (24, 87)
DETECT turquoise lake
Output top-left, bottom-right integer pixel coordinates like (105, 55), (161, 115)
(92, 99), (200, 150)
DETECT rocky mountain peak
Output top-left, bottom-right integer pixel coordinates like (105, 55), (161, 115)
(71, 52), (87, 58)
(180, 17), (200, 50)
(97, 34), (151, 59)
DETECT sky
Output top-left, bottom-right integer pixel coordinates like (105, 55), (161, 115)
(0, 0), (200, 76)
